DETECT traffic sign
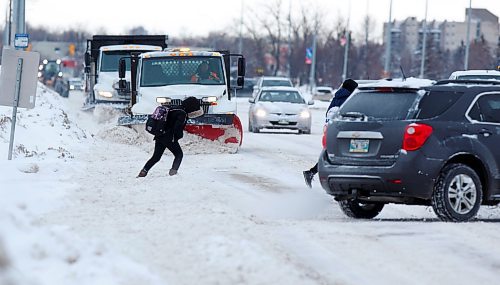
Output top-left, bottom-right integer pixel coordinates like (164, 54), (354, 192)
(14, 34), (29, 49)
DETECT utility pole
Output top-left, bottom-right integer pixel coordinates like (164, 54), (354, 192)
(419, 0), (428, 78)
(464, 0), (472, 70)
(309, 34), (317, 92)
(238, 0), (244, 54)
(384, 0), (393, 77)
(287, 0), (292, 77)
(10, 0), (26, 46)
(342, 1), (352, 81)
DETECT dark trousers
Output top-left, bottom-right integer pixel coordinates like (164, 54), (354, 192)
(309, 163), (318, 175)
(143, 140), (183, 172)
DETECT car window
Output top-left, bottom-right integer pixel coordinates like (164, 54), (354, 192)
(468, 102), (481, 121)
(262, 79), (292, 87)
(259, 91), (305, 103)
(416, 91), (464, 119)
(477, 94), (500, 123)
(456, 75), (500, 81)
(339, 91), (419, 121)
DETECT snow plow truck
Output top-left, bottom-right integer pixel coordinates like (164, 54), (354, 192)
(83, 35), (168, 109)
(116, 47), (246, 151)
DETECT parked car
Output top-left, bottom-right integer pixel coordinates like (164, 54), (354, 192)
(318, 80), (500, 222)
(449, 70), (500, 81)
(312, 86), (334, 101)
(252, 76), (293, 97)
(248, 87), (313, 134)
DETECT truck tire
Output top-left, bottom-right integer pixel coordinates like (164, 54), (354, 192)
(338, 200), (384, 219)
(431, 163), (482, 222)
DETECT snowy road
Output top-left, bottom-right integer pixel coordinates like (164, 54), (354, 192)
(37, 91), (500, 285)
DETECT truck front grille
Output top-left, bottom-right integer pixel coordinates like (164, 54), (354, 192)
(166, 99), (210, 114)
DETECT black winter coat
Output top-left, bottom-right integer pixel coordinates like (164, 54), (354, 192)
(154, 109), (187, 143)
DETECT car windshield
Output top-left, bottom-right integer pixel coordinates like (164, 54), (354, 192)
(100, 50), (151, 72)
(339, 91), (419, 121)
(141, 57), (225, 87)
(262, 79), (292, 87)
(456, 75), (500, 80)
(43, 62), (60, 74)
(259, 90), (305, 103)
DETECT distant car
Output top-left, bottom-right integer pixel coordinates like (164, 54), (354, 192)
(318, 80), (500, 222)
(248, 87), (313, 134)
(312, 86), (334, 101)
(449, 70), (500, 81)
(252, 76), (293, 97)
(68, 78), (85, 91)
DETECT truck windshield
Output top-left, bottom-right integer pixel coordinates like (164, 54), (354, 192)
(100, 51), (143, 72)
(141, 57), (225, 87)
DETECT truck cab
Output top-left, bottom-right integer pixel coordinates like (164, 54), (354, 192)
(94, 45), (162, 102)
(130, 49), (238, 116)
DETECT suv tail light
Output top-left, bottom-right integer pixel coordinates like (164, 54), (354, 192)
(403, 123), (433, 151)
(322, 125), (328, 149)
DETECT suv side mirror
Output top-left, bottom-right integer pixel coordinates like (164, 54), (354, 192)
(119, 59), (126, 79)
(248, 98), (255, 103)
(308, 100), (315, 105)
(238, 57), (246, 77)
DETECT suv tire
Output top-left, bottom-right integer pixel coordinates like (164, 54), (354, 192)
(432, 163), (482, 222)
(338, 200), (385, 219)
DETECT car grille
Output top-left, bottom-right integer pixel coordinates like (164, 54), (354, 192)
(166, 99), (210, 114)
(269, 121), (297, 126)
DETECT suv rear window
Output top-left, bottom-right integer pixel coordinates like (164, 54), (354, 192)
(339, 91), (419, 121)
(416, 91), (464, 119)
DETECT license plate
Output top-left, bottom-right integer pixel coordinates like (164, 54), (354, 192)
(278, 119), (289, 125)
(349, 139), (369, 153)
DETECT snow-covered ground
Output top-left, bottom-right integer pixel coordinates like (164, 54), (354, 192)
(1, 84), (500, 285)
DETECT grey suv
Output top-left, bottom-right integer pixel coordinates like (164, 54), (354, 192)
(318, 81), (500, 222)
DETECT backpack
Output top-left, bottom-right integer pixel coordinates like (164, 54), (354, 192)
(145, 105), (171, 136)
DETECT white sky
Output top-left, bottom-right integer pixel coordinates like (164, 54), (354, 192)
(1, 0), (499, 40)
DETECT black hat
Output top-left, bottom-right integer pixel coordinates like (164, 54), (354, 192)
(181, 97), (201, 113)
(342, 79), (358, 93)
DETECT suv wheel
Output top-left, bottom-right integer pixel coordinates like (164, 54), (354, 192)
(432, 163), (482, 222)
(338, 200), (384, 219)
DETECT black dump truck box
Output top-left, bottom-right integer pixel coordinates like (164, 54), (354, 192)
(87, 35), (168, 62)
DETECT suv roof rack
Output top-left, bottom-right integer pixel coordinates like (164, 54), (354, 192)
(435, 79), (500, 86)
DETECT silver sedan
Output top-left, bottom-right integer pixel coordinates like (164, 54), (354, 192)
(248, 87), (313, 134)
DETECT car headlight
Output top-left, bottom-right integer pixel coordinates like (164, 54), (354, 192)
(300, 110), (311, 119)
(38, 72), (42, 78)
(255, 108), (267, 118)
(98, 91), (113, 98)
(70, 85), (75, 90)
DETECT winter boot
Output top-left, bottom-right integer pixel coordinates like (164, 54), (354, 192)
(169, 169), (178, 176)
(303, 170), (314, 188)
(137, 169), (148, 178)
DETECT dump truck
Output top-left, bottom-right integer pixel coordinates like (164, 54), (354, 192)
(83, 35), (168, 109)
(117, 48), (246, 150)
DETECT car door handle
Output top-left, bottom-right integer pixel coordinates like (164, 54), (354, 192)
(479, 129), (492, 137)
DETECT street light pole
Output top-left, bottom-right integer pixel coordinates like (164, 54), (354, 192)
(238, 0), (244, 54)
(419, 0), (428, 78)
(342, 0), (352, 81)
(309, 34), (317, 92)
(464, 0), (472, 70)
(384, 0), (393, 77)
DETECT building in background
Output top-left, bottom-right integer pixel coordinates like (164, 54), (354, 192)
(384, 8), (499, 78)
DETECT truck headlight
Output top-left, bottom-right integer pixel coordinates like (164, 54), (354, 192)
(156, 97), (171, 104)
(255, 108), (267, 118)
(70, 85), (75, 90)
(98, 91), (113, 98)
(38, 72), (42, 78)
(202, 96), (217, 103)
(300, 110), (311, 119)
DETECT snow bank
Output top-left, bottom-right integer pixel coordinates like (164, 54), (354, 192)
(0, 84), (164, 284)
